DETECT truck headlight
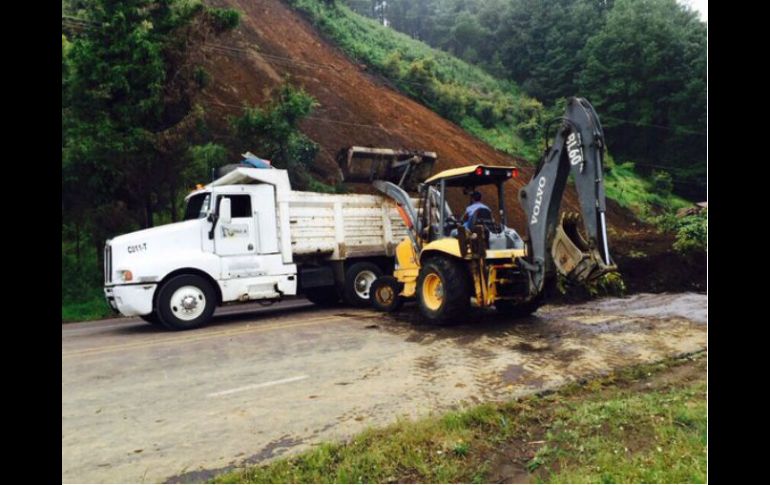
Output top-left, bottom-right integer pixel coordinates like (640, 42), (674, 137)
(117, 270), (134, 282)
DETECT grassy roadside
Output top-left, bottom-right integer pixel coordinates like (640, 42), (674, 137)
(214, 352), (706, 484)
(62, 288), (114, 323)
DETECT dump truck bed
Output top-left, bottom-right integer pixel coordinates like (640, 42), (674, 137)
(282, 191), (412, 260)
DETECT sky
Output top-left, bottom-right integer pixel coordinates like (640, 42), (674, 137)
(680, 0), (708, 22)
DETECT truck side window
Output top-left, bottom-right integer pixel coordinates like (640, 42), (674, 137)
(217, 195), (252, 218)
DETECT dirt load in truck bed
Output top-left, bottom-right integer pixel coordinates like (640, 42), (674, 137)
(198, 0), (638, 233)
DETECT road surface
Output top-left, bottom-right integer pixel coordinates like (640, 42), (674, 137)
(62, 293), (707, 483)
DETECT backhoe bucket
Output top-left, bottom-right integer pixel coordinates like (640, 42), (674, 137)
(552, 213), (617, 282)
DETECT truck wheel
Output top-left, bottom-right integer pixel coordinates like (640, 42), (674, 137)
(156, 275), (216, 331)
(343, 262), (383, 307)
(371, 276), (404, 312)
(417, 257), (470, 323)
(304, 286), (340, 306)
(140, 311), (164, 327)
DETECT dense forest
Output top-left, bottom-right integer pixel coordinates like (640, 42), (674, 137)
(344, 0), (707, 199)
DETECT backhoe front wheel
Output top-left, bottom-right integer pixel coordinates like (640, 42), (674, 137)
(371, 276), (404, 313)
(417, 257), (470, 323)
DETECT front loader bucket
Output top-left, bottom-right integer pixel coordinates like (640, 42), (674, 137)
(337, 146), (437, 191)
(552, 213), (617, 282)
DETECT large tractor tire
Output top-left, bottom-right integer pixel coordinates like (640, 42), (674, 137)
(416, 257), (470, 323)
(343, 262), (383, 307)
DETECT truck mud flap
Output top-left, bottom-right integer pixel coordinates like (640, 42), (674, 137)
(552, 213), (617, 282)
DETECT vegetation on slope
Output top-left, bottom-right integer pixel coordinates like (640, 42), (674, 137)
(288, 0), (548, 162)
(343, 0), (707, 201)
(290, 0), (700, 219)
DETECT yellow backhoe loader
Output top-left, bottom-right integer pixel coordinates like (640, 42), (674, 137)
(341, 97), (618, 323)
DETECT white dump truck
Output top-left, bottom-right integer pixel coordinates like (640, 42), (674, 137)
(103, 148), (435, 330)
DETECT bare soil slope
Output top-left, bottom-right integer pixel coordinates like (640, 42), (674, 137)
(200, 0), (635, 231)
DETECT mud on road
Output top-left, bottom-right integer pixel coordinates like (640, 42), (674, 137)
(61, 293), (706, 483)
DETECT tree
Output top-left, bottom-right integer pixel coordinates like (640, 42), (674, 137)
(232, 84), (319, 188)
(578, 0), (706, 197)
(494, 0), (610, 103)
(62, 0), (239, 255)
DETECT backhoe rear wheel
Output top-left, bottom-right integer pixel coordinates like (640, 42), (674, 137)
(417, 257), (470, 323)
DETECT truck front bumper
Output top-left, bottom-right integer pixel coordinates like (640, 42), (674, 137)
(104, 284), (157, 317)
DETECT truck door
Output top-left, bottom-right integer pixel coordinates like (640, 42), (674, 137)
(214, 185), (280, 279)
(214, 193), (258, 272)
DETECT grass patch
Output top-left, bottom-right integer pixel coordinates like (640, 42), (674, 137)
(62, 289), (114, 323)
(214, 352), (706, 484)
(62, 236), (114, 323)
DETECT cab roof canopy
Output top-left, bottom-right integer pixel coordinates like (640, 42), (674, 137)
(424, 165), (519, 187)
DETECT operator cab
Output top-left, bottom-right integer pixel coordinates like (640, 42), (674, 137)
(420, 165), (525, 250)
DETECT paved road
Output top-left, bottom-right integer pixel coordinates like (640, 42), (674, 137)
(62, 293), (707, 483)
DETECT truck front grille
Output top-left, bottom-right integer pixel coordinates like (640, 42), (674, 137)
(104, 244), (112, 284)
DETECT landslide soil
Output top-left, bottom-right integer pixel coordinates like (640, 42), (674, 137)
(199, 0), (703, 292)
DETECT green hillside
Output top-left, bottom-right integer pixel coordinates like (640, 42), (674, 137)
(288, 0), (692, 217)
(288, 0), (547, 162)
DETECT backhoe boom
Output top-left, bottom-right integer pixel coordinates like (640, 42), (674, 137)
(518, 97), (616, 294)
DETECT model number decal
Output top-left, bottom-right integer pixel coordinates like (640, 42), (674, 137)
(566, 132), (584, 166)
(127, 243), (147, 253)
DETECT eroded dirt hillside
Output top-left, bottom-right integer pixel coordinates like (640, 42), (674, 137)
(198, 0), (637, 232)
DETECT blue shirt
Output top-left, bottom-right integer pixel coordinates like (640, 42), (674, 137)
(464, 201), (491, 229)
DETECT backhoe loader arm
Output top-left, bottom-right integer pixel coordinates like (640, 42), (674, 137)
(518, 97), (615, 294)
(373, 180), (421, 249)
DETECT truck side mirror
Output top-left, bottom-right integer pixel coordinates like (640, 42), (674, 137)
(219, 198), (232, 224)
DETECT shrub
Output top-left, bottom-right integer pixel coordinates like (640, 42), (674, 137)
(652, 170), (674, 195)
(208, 7), (241, 33)
(673, 211), (707, 254)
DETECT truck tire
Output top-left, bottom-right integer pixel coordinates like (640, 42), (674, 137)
(156, 275), (216, 331)
(304, 286), (340, 306)
(371, 276), (404, 313)
(417, 257), (470, 323)
(343, 262), (383, 307)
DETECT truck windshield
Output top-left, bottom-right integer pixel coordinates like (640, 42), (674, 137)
(184, 193), (211, 220)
